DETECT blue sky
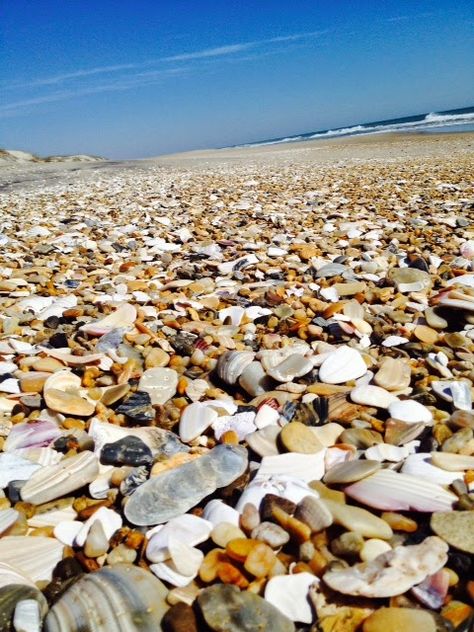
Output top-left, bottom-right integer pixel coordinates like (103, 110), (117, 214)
(1, 1), (473, 158)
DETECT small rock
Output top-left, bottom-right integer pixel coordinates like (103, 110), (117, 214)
(279, 421), (324, 454)
(100, 436), (153, 466)
(362, 607), (436, 632)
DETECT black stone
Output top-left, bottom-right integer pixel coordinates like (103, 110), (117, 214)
(44, 315), (60, 329)
(53, 557), (84, 581)
(7, 480), (26, 503)
(116, 391), (155, 425)
(48, 332), (69, 348)
(101, 436), (153, 467)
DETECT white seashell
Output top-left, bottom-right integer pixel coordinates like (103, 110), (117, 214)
(265, 573), (317, 623)
(0, 536), (64, 583)
(360, 539), (392, 562)
(388, 399), (433, 424)
(184, 378), (208, 402)
(219, 306), (246, 326)
(235, 475), (318, 513)
(318, 346), (367, 384)
(345, 469), (457, 512)
(75, 506), (122, 547)
(54, 521), (83, 546)
(28, 506), (77, 529)
(382, 335), (409, 347)
(0, 361), (18, 375)
(265, 354), (313, 383)
(179, 402), (218, 443)
(14, 447), (63, 466)
(324, 446), (352, 471)
(0, 562), (37, 590)
(212, 411), (256, 441)
(430, 451), (474, 471)
(0, 453), (41, 487)
(239, 361), (271, 397)
(14, 598), (42, 632)
(168, 536), (203, 577)
(402, 453), (465, 485)
(146, 514), (212, 563)
(257, 452), (325, 482)
(446, 272), (474, 286)
(365, 441), (419, 462)
(254, 404), (280, 429)
(217, 351), (255, 384)
(323, 536), (448, 598)
(202, 499), (240, 527)
(200, 399), (238, 415)
(138, 367), (178, 405)
(0, 378), (20, 394)
(149, 561), (195, 588)
(0, 508), (19, 535)
(350, 385), (397, 409)
(80, 303), (137, 335)
(21, 451), (99, 505)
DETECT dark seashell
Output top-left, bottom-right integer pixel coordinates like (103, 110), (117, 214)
(260, 494), (296, 522)
(116, 391), (155, 425)
(44, 564), (169, 631)
(101, 436), (153, 467)
(280, 401), (298, 423)
(170, 332), (197, 355)
(288, 400), (325, 426)
(0, 584), (48, 632)
(407, 255), (430, 272)
(120, 465), (150, 496)
(96, 328), (124, 353)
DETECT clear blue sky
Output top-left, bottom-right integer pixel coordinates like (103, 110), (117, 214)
(1, 1), (473, 158)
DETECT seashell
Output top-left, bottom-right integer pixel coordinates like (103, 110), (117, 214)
(138, 367), (178, 405)
(318, 346), (367, 384)
(430, 451), (474, 471)
(0, 509), (19, 535)
(431, 380), (472, 411)
(149, 561), (195, 588)
(212, 411), (256, 441)
(88, 418), (188, 459)
(184, 378), (208, 402)
(120, 465), (149, 497)
(0, 453), (41, 487)
(345, 469), (457, 512)
(265, 573), (317, 623)
(374, 357), (412, 391)
(75, 506), (122, 547)
(365, 441), (419, 462)
(0, 562), (38, 590)
(28, 505), (77, 529)
(202, 499), (240, 527)
(265, 354), (313, 383)
(315, 263), (348, 278)
(235, 475), (317, 512)
(44, 370), (95, 417)
(388, 399), (433, 425)
(257, 451), (326, 483)
(401, 453), (464, 485)
(14, 447), (62, 466)
(360, 539), (392, 562)
(115, 391), (155, 424)
(254, 404), (280, 429)
(219, 306), (245, 326)
(217, 351), (255, 385)
(146, 514), (212, 563)
(179, 402), (218, 443)
(53, 521), (82, 546)
(239, 361), (273, 397)
(323, 536), (448, 598)
(0, 536), (64, 583)
(382, 335), (409, 347)
(124, 444), (248, 526)
(21, 451), (99, 505)
(44, 563), (169, 631)
(350, 384), (397, 409)
(79, 302), (137, 336)
(324, 459), (381, 484)
(4, 420), (62, 452)
(0, 585), (48, 632)
(294, 496), (333, 532)
(384, 419), (426, 445)
(410, 569), (449, 609)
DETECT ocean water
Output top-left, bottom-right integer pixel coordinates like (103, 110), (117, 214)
(234, 105), (474, 149)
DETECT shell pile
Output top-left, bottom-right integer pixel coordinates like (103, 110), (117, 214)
(0, 133), (473, 631)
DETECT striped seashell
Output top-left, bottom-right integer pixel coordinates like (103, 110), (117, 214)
(44, 564), (169, 631)
(0, 536), (64, 583)
(0, 509), (19, 536)
(21, 451), (99, 505)
(216, 350), (255, 385)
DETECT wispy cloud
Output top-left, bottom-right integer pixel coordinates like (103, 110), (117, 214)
(0, 29), (327, 117)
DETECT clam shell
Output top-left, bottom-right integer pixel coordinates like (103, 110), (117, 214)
(146, 514), (212, 563)
(79, 303), (137, 336)
(0, 509), (19, 535)
(0, 536), (64, 583)
(21, 451), (99, 505)
(138, 368), (178, 405)
(324, 459), (380, 484)
(402, 453), (464, 485)
(217, 351), (255, 385)
(257, 451), (326, 482)
(265, 573), (317, 624)
(323, 536), (448, 598)
(388, 399), (433, 425)
(44, 563), (169, 631)
(179, 402), (218, 443)
(318, 346), (367, 384)
(345, 469), (457, 512)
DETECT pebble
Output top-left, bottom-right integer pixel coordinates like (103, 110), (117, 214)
(323, 459), (381, 484)
(362, 608), (436, 632)
(323, 499), (393, 539)
(350, 385), (397, 408)
(100, 436), (152, 466)
(430, 511), (474, 554)
(138, 367), (179, 405)
(279, 421), (324, 454)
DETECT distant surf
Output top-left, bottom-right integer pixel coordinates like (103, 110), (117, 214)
(233, 105), (474, 149)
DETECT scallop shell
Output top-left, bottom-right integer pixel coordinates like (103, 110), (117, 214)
(257, 451), (326, 483)
(21, 451), (99, 505)
(318, 346), (367, 384)
(0, 509), (19, 535)
(0, 536), (64, 583)
(44, 564), (169, 631)
(43, 370), (96, 417)
(217, 351), (255, 385)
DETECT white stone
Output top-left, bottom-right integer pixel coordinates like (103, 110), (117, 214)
(179, 402), (218, 443)
(138, 367), (178, 405)
(350, 385), (397, 409)
(388, 399), (433, 424)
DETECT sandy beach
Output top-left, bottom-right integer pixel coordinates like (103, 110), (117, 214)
(0, 131), (473, 630)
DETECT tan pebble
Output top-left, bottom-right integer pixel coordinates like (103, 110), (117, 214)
(19, 372), (51, 393)
(279, 421), (324, 454)
(363, 607), (436, 632)
(240, 503), (260, 534)
(360, 538), (392, 562)
(211, 522), (246, 548)
(106, 543), (137, 565)
(381, 512), (417, 532)
(244, 541), (276, 577)
(199, 548), (227, 583)
(271, 505), (311, 543)
(216, 561), (249, 588)
(309, 481), (346, 504)
(294, 496), (333, 532)
(414, 325), (438, 344)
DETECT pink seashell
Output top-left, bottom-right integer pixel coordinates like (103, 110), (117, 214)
(411, 570), (449, 609)
(4, 420), (62, 452)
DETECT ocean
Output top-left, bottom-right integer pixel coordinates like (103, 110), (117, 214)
(234, 105), (474, 149)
